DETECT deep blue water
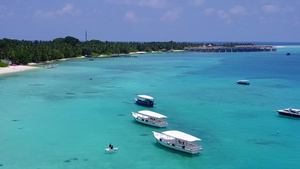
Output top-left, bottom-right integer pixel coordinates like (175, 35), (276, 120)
(0, 45), (300, 169)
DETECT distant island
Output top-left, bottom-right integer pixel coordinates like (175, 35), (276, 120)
(0, 36), (276, 66)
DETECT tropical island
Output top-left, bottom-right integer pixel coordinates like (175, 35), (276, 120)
(0, 36), (276, 67)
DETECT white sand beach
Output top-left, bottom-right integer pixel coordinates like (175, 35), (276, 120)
(0, 65), (39, 75)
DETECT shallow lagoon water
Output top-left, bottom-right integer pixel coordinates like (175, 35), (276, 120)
(1, 45), (300, 169)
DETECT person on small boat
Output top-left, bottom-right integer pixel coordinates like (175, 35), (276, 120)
(109, 143), (114, 149)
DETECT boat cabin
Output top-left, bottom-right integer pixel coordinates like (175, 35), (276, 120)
(132, 110), (168, 127)
(135, 95), (154, 107)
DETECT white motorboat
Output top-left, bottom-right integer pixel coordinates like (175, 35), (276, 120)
(132, 110), (168, 127)
(277, 108), (300, 118)
(135, 95), (154, 107)
(153, 130), (202, 154)
(237, 80), (250, 85)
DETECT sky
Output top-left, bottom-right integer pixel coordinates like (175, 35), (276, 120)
(0, 0), (299, 42)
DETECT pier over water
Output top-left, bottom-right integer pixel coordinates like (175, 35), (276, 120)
(184, 45), (277, 52)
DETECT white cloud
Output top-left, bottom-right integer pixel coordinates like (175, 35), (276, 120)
(218, 10), (229, 19)
(263, 5), (279, 14)
(57, 4), (74, 15)
(139, 0), (165, 8)
(35, 4), (80, 19)
(124, 11), (138, 23)
(105, 0), (133, 5)
(106, 0), (165, 8)
(204, 8), (214, 15)
(193, 0), (205, 6)
(218, 10), (231, 24)
(229, 5), (246, 15)
(0, 5), (15, 18)
(160, 10), (180, 22)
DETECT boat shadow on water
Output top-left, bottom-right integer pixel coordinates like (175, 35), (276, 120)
(151, 142), (201, 157)
(277, 115), (300, 120)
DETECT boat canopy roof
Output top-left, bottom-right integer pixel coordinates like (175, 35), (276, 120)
(138, 110), (167, 118)
(162, 130), (201, 142)
(284, 108), (300, 112)
(237, 80), (249, 82)
(137, 95), (154, 100)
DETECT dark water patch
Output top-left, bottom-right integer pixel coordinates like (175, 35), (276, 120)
(83, 159), (88, 161)
(174, 65), (191, 68)
(269, 84), (289, 89)
(102, 86), (120, 89)
(66, 92), (75, 95)
(63, 158), (80, 163)
(0, 164), (3, 166)
(29, 84), (44, 86)
(118, 114), (126, 116)
(12, 119), (21, 122)
(140, 133), (148, 136)
(184, 71), (200, 75)
(83, 91), (99, 94)
(247, 139), (276, 146)
(65, 96), (75, 99)
(248, 76), (273, 80)
(122, 101), (133, 104)
(229, 111), (258, 119)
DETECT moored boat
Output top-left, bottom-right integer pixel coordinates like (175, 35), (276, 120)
(277, 108), (300, 118)
(132, 110), (168, 127)
(153, 130), (202, 154)
(135, 95), (154, 107)
(237, 80), (250, 85)
(105, 147), (118, 152)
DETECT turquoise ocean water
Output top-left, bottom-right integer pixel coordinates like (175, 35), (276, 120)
(1, 45), (300, 169)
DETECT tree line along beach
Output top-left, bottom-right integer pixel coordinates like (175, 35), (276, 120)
(0, 36), (276, 75)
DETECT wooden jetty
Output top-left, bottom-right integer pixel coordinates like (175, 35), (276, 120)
(184, 45), (277, 52)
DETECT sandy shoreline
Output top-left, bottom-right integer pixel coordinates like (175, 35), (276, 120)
(0, 50), (185, 75)
(0, 65), (39, 75)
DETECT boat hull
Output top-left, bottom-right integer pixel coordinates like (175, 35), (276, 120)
(105, 148), (118, 152)
(135, 98), (154, 107)
(237, 81), (250, 85)
(278, 111), (300, 118)
(156, 139), (201, 154)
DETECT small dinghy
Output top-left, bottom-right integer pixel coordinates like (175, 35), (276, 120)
(105, 147), (119, 152)
(105, 143), (118, 152)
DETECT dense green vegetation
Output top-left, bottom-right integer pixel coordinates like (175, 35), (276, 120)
(0, 36), (203, 65)
(0, 61), (8, 67)
(0, 36), (255, 65)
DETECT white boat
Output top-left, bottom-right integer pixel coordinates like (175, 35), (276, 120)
(105, 147), (119, 152)
(277, 108), (300, 118)
(237, 80), (250, 85)
(153, 130), (202, 154)
(132, 110), (168, 127)
(135, 95), (154, 107)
